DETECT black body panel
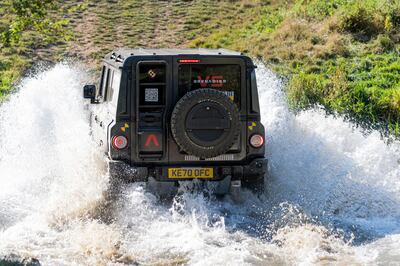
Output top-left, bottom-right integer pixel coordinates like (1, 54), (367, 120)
(89, 48), (266, 184)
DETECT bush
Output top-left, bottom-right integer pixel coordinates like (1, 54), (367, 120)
(0, 0), (71, 47)
(371, 34), (395, 53)
(293, 0), (347, 20)
(339, 2), (384, 41)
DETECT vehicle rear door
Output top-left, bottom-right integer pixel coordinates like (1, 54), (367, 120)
(131, 57), (172, 164)
(168, 56), (247, 163)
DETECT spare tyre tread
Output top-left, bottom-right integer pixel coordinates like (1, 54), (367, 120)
(171, 89), (240, 158)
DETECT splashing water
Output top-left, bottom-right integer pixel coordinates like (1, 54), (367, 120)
(0, 63), (399, 265)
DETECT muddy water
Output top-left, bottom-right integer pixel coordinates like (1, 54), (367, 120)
(0, 63), (399, 265)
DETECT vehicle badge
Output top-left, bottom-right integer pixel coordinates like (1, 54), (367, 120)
(148, 69), (156, 78)
(248, 122), (256, 131)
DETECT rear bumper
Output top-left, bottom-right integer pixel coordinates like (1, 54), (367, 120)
(109, 158), (268, 182)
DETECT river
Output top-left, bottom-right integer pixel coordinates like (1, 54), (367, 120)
(0, 63), (399, 265)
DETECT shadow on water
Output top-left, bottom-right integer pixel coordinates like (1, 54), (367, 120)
(0, 254), (41, 266)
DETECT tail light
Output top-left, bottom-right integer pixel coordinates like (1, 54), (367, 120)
(178, 59), (201, 63)
(250, 134), (264, 148)
(112, 135), (128, 150)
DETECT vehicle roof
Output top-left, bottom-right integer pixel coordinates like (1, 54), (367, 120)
(104, 48), (244, 67)
(114, 48), (241, 57)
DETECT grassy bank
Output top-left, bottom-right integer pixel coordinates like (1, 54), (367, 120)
(1, 0), (399, 136)
(188, 0), (400, 136)
(0, 0), (72, 99)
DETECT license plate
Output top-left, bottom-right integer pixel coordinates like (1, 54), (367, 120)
(168, 168), (214, 179)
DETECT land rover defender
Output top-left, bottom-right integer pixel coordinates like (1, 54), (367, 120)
(83, 48), (267, 195)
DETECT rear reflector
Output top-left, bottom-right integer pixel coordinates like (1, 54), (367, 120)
(178, 59), (201, 63)
(112, 135), (128, 150)
(250, 134), (264, 148)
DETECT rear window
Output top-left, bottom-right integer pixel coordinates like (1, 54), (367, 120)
(178, 64), (241, 106)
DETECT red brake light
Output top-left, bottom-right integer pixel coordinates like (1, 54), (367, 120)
(112, 135), (128, 150)
(178, 59), (201, 63)
(250, 134), (264, 148)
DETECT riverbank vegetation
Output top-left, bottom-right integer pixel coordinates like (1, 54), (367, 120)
(0, 0), (399, 136)
(189, 0), (400, 136)
(0, 0), (72, 97)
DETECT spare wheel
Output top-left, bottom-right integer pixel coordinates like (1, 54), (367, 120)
(171, 89), (240, 158)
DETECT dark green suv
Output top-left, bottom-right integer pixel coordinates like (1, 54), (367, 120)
(84, 48), (267, 195)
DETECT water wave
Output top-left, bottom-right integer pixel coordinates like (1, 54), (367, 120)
(0, 63), (399, 265)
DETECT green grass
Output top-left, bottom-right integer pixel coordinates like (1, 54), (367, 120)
(0, 0), (73, 99)
(187, 0), (400, 137)
(287, 53), (400, 135)
(0, 51), (31, 100)
(0, 0), (399, 137)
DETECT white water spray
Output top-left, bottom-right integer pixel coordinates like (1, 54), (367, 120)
(0, 63), (399, 265)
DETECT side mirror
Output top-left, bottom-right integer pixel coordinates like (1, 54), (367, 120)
(83, 84), (96, 101)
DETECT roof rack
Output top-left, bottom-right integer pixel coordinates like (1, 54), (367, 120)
(110, 52), (125, 63)
(116, 55), (124, 63)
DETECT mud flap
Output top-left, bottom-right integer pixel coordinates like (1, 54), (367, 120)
(147, 176), (178, 198)
(213, 175), (231, 195)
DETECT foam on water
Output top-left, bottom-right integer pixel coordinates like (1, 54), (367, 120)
(0, 63), (399, 265)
